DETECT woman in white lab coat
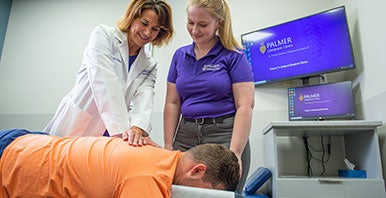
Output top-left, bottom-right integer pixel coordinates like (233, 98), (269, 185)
(44, 0), (174, 146)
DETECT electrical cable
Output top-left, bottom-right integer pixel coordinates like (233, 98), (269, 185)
(303, 136), (312, 176)
(320, 135), (326, 175)
(303, 135), (332, 176)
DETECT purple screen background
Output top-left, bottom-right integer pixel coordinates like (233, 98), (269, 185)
(242, 7), (355, 85)
(288, 81), (355, 120)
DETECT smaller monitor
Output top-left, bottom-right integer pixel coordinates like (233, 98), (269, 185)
(288, 81), (355, 121)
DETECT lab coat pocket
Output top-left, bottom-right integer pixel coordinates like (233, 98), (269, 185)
(49, 99), (93, 136)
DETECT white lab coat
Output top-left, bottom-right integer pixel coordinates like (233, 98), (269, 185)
(44, 25), (157, 137)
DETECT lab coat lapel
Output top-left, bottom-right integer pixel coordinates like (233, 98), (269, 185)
(126, 47), (151, 87)
(114, 28), (129, 76)
(114, 28), (150, 89)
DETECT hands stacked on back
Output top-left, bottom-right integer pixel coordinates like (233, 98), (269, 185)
(113, 126), (161, 147)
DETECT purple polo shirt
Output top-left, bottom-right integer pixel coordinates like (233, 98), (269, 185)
(167, 40), (253, 119)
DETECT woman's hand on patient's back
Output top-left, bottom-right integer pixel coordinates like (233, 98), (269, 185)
(143, 136), (161, 148)
(118, 126), (161, 148)
(122, 126), (145, 146)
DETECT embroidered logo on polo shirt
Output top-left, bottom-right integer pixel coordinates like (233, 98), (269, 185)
(202, 64), (220, 71)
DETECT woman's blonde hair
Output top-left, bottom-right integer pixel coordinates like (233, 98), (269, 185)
(117, 0), (174, 47)
(187, 0), (242, 52)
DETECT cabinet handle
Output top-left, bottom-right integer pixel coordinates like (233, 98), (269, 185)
(318, 179), (343, 184)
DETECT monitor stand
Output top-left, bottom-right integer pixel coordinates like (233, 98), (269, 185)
(300, 74), (327, 86)
(300, 77), (310, 86)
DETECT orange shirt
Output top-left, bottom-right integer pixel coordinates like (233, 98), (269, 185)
(0, 134), (181, 198)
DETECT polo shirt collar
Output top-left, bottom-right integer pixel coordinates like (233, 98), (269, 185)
(186, 37), (223, 58)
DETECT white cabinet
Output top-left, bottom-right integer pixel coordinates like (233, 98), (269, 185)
(263, 121), (385, 198)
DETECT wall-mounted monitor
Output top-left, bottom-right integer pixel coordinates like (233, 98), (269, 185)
(288, 81), (355, 121)
(241, 6), (355, 86)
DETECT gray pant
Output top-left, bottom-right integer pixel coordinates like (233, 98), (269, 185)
(173, 116), (250, 194)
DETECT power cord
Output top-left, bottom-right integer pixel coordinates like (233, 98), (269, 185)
(303, 136), (312, 176)
(303, 135), (332, 176)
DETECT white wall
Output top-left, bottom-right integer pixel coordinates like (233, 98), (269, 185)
(1, 0), (386, 178)
(0, 0), (129, 115)
(341, 0), (386, 179)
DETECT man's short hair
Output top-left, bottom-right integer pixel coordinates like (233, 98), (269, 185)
(187, 143), (240, 191)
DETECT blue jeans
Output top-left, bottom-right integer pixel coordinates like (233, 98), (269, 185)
(0, 129), (49, 157)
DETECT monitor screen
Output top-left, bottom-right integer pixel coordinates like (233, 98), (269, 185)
(241, 6), (355, 85)
(288, 81), (355, 121)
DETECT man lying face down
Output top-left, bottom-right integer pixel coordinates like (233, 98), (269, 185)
(0, 129), (239, 198)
